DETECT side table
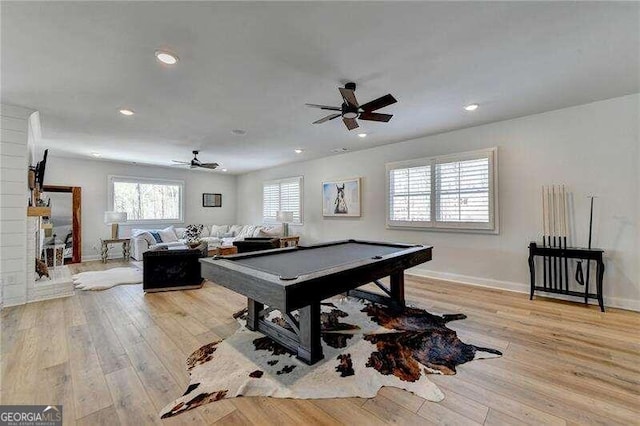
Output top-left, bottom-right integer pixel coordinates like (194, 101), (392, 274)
(44, 243), (65, 268)
(279, 236), (300, 248)
(101, 238), (131, 263)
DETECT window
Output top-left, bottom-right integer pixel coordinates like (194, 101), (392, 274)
(108, 176), (184, 223)
(263, 176), (303, 224)
(386, 148), (497, 232)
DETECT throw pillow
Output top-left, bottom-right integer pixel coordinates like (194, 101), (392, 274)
(229, 224), (243, 236)
(132, 229), (156, 245)
(159, 226), (178, 243)
(174, 227), (187, 239)
(200, 226), (211, 237)
(138, 231), (157, 245)
(210, 224), (230, 238)
(184, 224), (204, 243)
(236, 225), (257, 239)
(258, 224), (282, 237)
(149, 231), (162, 243)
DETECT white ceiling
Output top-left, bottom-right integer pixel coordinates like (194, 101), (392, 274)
(2, 2), (639, 174)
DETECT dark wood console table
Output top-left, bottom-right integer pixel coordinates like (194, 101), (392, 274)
(528, 242), (605, 312)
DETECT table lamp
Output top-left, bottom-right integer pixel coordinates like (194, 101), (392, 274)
(276, 211), (294, 237)
(104, 211), (127, 239)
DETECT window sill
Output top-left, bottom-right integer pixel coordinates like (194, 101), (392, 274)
(386, 224), (499, 235)
(263, 220), (304, 227)
(123, 220), (184, 226)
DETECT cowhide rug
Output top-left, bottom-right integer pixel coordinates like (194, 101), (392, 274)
(160, 297), (501, 418)
(72, 267), (142, 291)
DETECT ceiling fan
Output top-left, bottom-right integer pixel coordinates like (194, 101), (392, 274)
(306, 82), (397, 131)
(172, 150), (219, 170)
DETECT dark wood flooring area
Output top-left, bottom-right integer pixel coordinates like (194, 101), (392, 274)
(1, 260), (639, 425)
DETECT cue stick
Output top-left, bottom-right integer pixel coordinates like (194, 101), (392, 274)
(558, 185), (564, 291)
(555, 185), (561, 291)
(558, 185), (567, 290)
(584, 196), (595, 303)
(547, 185), (553, 288)
(562, 185), (569, 292)
(542, 186), (547, 290)
(552, 185), (558, 290)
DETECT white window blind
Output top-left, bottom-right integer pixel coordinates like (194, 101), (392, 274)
(389, 166), (431, 222)
(263, 176), (303, 224)
(262, 182), (280, 222)
(386, 148), (497, 232)
(436, 158), (489, 223)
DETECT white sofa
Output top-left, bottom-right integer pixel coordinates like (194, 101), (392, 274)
(129, 224), (282, 260)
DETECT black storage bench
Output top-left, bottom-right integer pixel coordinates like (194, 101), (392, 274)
(143, 243), (207, 292)
(233, 237), (280, 253)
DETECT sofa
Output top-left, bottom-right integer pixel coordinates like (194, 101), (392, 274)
(130, 224), (283, 260)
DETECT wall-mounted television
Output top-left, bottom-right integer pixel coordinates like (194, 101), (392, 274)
(35, 149), (48, 191)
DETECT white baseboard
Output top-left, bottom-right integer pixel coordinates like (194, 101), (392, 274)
(407, 267), (640, 312)
(81, 254), (129, 262)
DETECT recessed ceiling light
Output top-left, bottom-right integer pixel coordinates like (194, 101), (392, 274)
(231, 129), (247, 136)
(294, 149), (303, 154)
(464, 103), (479, 111)
(91, 152), (102, 157)
(155, 50), (179, 65)
(119, 108), (135, 116)
(357, 133), (367, 138)
(221, 168), (228, 172)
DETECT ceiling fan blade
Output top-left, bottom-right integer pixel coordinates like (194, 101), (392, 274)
(360, 94), (397, 112)
(359, 111), (393, 122)
(339, 88), (359, 107)
(305, 103), (341, 111)
(343, 117), (359, 131)
(172, 160), (190, 164)
(200, 163), (219, 169)
(313, 113), (341, 124)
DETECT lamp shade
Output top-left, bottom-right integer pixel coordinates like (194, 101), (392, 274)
(276, 211), (294, 223)
(104, 211), (127, 224)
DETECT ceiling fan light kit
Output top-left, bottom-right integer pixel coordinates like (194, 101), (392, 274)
(306, 82), (397, 131)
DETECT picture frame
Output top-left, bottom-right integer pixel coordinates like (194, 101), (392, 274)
(322, 177), (361, 217)
(202, 193), (222, 207)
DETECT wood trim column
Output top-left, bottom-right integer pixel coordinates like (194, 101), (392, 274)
(72, 187), (81, 263)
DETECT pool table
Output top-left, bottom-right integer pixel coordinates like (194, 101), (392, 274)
(200, 239), (432, 364)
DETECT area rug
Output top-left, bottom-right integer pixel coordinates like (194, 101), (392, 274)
(160, 297), (502, 418)
(72, 267), (142, 291)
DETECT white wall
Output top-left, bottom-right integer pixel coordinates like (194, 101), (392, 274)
(44, 156), (238, 260)
(237, 94), (639, 310)
(0, 104), (32, 307)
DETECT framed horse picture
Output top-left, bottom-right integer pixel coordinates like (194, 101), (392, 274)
(202, 193), (222, 207)
(322, 177), (361, 217)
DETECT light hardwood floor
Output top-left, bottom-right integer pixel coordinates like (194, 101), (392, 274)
(1, 260), (639, 425)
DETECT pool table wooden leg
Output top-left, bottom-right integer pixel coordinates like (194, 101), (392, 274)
(296, 301), (324, 364)
(246, 299), (263, 331)
(390, 271), (406, 308)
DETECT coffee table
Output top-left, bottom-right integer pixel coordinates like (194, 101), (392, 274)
(200, 239), (432, 364)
